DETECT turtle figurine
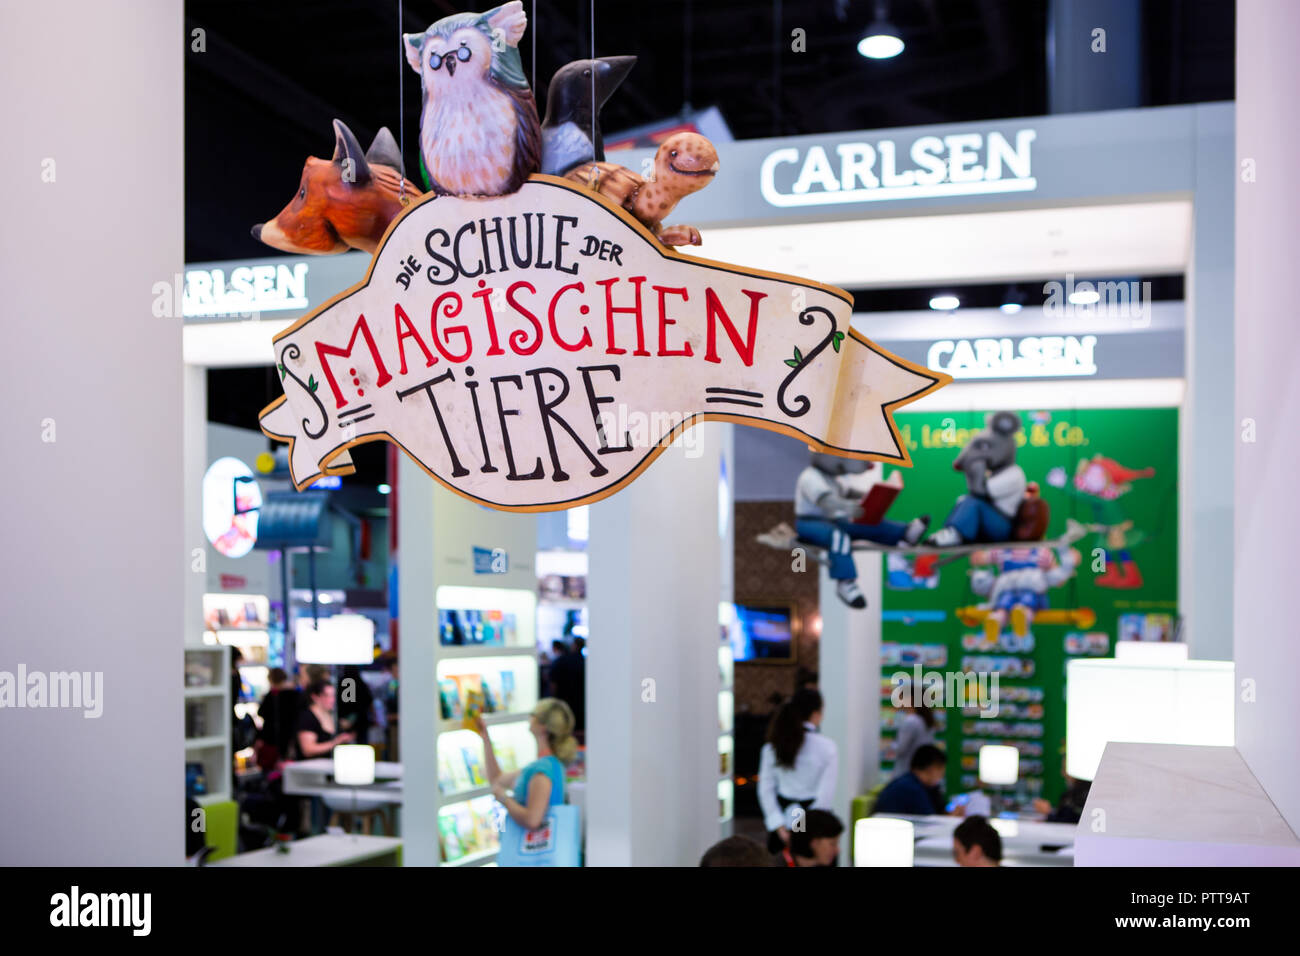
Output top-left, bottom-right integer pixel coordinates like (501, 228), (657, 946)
(565, 131), (719, 247)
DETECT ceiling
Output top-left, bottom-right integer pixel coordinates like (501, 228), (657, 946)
(696, 199), (1193, 289)
(184, 0), (1233, 263)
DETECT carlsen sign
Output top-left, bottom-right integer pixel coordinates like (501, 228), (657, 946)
(928, 335), (1098, 380)
(760, 129), (1037, 207)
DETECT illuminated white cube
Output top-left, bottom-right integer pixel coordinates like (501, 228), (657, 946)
(295, 613), (374, 665)
(1066, 658), (1233, 781)
(854, 817), (914, 867)
(979, 745), (1019, 786)
(333, 744), (375, 786)
(1113, 640), (1189, 664)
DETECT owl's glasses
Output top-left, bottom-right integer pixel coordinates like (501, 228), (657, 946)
(429, 46), (473, 71)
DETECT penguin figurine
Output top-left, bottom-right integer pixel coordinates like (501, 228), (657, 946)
(541, 55), (636, 177)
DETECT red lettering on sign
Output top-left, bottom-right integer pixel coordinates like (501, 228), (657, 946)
(315, 314), (393, 408)
(704, 288), (766, 367)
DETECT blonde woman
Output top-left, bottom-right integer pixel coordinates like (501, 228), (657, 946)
(475, 697), (576, 831)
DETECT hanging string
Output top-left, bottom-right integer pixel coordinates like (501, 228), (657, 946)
(532, 0), (537, 98)
(590, 0), (595, 153)
(398, 0), (408, 205)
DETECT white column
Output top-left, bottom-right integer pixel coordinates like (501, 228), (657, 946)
(1180, 103), (1235, 660)
(1234, 0), (1300, 834)
(0, 0), (183, 864)
(586, 430), (722, 865)
(818, 554), (882, 863)
(183, 365), (208, 643)
(397, 455), (440, 866)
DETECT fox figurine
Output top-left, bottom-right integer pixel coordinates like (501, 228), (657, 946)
(252, 119), (422, 256)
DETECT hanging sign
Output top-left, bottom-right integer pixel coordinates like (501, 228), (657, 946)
(259, 176), (949, 511)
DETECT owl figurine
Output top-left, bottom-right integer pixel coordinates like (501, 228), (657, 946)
(403, 1), (541, 197)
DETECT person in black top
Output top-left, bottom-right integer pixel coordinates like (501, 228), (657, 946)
(296, 679), (354, 759)
(549, 637), (585, 736)
(337, 665), (376, 746)
(255, 667), (301, 770)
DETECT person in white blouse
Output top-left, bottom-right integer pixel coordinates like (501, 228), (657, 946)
(758, 688), (839, 854)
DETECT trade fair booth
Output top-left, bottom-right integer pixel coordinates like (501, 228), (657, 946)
(10, 0), (1300, 886)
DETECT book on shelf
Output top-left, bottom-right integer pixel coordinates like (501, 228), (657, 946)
(461, 746), (487, 787)
(438, 679), (463, 721)
(494, 741), (518, 773)
(481, 674), (502, 713)
(438, 813), (465, 861)
(499, 671), (516, 712)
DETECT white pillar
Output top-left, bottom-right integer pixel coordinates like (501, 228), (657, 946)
(818, 555), (882, 864)
(587, 429), (722, 865)
(1180, 103), (1235, 660)
(1234, 0), (1300, 834)
(397, 455), (440, 866)
(183, 365), (208, 642)
(0, 0), (183, 864)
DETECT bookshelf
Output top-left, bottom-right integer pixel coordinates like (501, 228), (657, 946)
(433, 589), (539, 866)
(184, 644), (232, 804)
(718, 632), (736, 836)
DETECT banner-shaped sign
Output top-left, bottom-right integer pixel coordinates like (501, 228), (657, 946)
(259, 176), (949, 511)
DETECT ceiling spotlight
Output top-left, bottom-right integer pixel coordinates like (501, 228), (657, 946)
(929, 294), (960, 311)
(1000, 284), (1025, 314)
(859, 3), (904, 58)
(1069, 287), (1101, 306)
(377, 483), (392, 495)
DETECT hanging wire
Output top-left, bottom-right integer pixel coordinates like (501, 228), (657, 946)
(398, 0), (408, 204)
(590, 0), (595, 151)
(532, 0), (537, 97)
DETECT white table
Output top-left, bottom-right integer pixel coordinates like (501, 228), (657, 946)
(873, 813), (1076, 867)
(210, 833), (401, 867)
(281, 759), (403, 802)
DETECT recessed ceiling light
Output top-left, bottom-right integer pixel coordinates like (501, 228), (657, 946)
(859, 2), (903, 58)
(377, 483), (392, 495)
(929, 294), (960, 311)
(858, 29), (904, 59)
(1000, 302), (1023, 314)
(1069, 288), (1101, 305)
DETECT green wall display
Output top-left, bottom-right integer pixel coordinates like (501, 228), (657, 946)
(878, 407), (1179, 806)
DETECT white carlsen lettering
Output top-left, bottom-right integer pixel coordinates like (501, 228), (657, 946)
(927, 335), (1098, 379)
(182, 262), (309, 317)
(761, 128), (1037, 207)
(49, 886), (151, 936)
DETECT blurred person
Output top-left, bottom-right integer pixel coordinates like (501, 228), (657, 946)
(549, 637), (586, 736)
(1032, 768), (1092, 824)
(775, 809), (844, 867)
(337, 664), (376, 746)
(953, 815), (1002, 866)
(758, 688), (838, 854)
(873, 744), (947, 815)
(699, 835), (774, 867)
(541, 639), (567, 697)
(382, 656), (400, 759)
(254, 667), (301, 769)
(475, 698), (577, 853)
(890, 703), (937, 781)
(295, 679), (354, 758)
